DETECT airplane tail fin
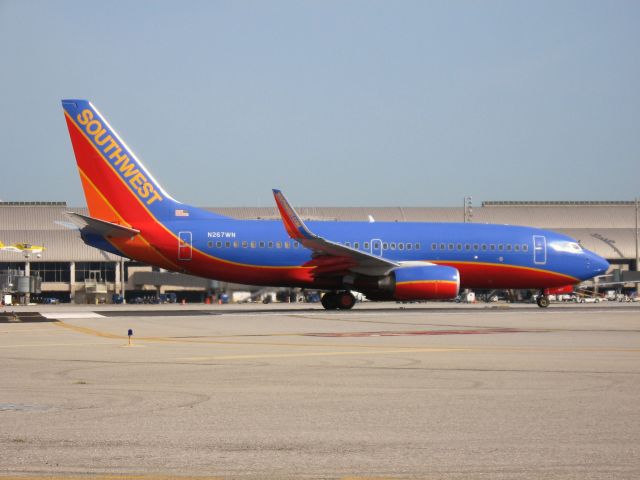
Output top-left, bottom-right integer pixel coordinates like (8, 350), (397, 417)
(61, 99), (226, 227)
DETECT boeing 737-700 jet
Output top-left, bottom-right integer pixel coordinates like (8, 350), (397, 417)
(61, 99), (609, 310)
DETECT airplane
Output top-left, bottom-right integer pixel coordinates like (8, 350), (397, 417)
(0, 242), (45, 256)
(61, 99), (610, 310)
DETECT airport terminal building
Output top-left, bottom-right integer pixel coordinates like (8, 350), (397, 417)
(1, 200), (638, 303)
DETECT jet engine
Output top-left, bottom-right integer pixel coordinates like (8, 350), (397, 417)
(374, 264), (460, 301)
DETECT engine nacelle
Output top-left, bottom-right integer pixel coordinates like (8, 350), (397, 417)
(392, 265), (460, 301)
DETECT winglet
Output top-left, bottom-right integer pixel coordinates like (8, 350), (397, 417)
(272, 189), (315, 240)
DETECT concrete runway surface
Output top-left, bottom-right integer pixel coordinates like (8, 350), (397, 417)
(1, 302), (639, 479)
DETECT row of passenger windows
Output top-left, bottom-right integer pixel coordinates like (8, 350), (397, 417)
(431, 242), (529, 253)
(206, 240), (421, 251)
(207, 240), (301, 249)
(206, 239), (528, 253)
(339, 241), (421, 251)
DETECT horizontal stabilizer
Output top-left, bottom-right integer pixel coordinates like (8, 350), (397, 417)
(66, 212), (140, 239)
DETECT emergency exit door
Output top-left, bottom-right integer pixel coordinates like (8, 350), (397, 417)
(371, 239), (383, 256)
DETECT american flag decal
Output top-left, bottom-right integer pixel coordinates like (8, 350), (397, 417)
(175, 209), (189, 217)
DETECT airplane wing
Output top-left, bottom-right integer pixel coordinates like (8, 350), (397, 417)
(0, 244), (21, 253)
(272, 189), (399, 277)
(66, 212), (140, 239)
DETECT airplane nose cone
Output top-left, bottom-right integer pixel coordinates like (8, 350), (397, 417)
(589, 252), (609, 276)
(596, 255), (610, 275)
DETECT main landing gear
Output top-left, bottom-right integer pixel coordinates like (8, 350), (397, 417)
(536, 290), (550, 308)
(321, 291), (356, 310)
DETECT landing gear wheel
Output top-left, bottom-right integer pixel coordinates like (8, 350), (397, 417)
(337, 291), (356, 310)
(321, 291), (356, 310)
(321, 292), (339, 310)
(537, 295), (550, 308)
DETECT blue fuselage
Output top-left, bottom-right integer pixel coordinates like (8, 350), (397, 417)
(104, 215), (608, 290)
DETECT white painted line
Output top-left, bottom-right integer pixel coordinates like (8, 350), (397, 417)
(41, 312), (105, 319)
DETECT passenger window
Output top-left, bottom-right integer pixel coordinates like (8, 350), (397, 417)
(522, 244), (528, 252)
(406, 243), (412, 250)
(354, 242), (360, 249)
(276, 241), (282, 248)
(490, 244), (495, 251)
(457, 243), (462, 250)
(465, 244), (471, 251)
(498, 244), (503, 251)
(473, 244), (479, 251)
(364, 242), (370, 249)
(481, 244), (487, 251)
(346, 242), (351, 247)
(431, 243), (437, 250)
(225, 241), (230, 248)
(506, 244), (512, 251)
(268, 241), (274, 248)
(242, 241), (248, 248)
(448, 243), (454, 250)
(284, 242), (290, 249)
(207, 241), (213, 248)
(373, 242), (380, 249)
(233, 241), (239, 248)
(293, 242), (299, 248)
(259, 241), (265, 248)
(216, 241), (222, 248)
(383, 243), (388, 249)
(514, 244), (520, 252)
(415, 243), (420, 250)
(398, 243), (404, 250)
(440, 243), (446, 250)
(390, 243), (396, 250)
(250, 241), (256, 248)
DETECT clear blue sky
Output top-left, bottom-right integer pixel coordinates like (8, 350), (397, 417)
(0, 0), (638, 207)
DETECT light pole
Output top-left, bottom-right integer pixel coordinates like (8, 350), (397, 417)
(463, 196), (473, 223)
(636, 197), (640, 297)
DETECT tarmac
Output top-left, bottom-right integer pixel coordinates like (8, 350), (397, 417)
(1, 302), (639, 479)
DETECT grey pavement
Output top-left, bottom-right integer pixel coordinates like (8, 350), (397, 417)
(0, 303), (639, 479)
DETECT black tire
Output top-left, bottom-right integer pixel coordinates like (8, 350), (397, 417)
(337, 292), (356, 310)
(321, 292), (338, 310)
(537, 295), (550, 308)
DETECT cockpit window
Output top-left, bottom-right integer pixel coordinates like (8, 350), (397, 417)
(550, 241), (583, 253)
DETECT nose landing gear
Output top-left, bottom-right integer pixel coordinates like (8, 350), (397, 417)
(536, 290), (550, 308)
(321, 291), (356, 310)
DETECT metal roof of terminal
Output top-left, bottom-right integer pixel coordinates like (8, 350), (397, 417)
(209, 204), (637, 229)
(0, 205), (119, 262)
(482, 200), (636, 206)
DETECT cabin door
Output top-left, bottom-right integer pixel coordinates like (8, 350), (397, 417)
(178, 231), (193, 261)
(533, 235), (547, 265)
